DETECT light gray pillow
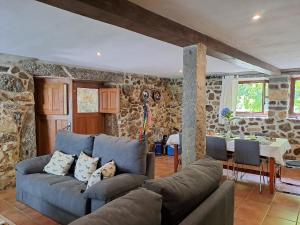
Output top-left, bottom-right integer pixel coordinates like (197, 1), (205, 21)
(74, 152), (99, 182)
(44, 151), (74, 176)
(69, 188), (162, 225)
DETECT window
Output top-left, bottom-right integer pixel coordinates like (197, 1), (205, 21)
(236, 80), (268, 115)
(290, 78), (300, 115)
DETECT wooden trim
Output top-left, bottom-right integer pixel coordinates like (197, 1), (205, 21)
(36, 0), (281, 75)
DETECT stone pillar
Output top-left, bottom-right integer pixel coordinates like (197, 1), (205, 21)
(182, 43), (207, 166)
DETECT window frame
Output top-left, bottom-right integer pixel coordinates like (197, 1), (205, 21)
(289, 77), (300, 116)
(236, 80), (268, 116)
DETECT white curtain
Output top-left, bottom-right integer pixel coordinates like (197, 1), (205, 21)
(218, 76), (239, 124)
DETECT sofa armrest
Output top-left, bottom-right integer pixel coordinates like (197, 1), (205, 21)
(84, 173), (147, 201)
(16, 155), (51, 175)
(146, 152), (155, 179)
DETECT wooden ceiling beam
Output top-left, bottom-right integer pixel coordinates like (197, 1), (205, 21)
(36, 0), (281, 75)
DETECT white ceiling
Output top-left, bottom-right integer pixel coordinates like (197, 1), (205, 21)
(0, 0), (248, 77)
(130, 0), (300, 70)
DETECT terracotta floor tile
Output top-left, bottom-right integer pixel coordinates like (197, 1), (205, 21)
(234, 216), (260, 225)
(273, 192), (300, 208)
(262, 216), (296, 225)
(234, 182), (254, 198)
(235, 200), (270, 224)
(1, 155), (300, 225)
(267, 204), (299, 222)
(234, 196), (244, 209)
(247, 185), (275, 204)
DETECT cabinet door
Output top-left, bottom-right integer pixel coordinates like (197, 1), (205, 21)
(37, 82), (67, 115)
(99, 88), (120, 113)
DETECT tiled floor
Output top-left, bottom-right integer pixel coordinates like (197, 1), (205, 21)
(1, 155), (300, 225)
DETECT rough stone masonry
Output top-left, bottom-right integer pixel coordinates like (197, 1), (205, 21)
(206, 75), (300, 159)
(0, 65), (36, 189)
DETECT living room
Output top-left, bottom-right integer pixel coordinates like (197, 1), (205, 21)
(1, 1), (300, 225)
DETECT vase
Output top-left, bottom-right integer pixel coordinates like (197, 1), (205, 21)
(224, 120), (232, 139)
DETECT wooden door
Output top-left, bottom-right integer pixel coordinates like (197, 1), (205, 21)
(73, 81), (104, 135)
(35, 78), (71, 155)
(99, 88), (120, 113)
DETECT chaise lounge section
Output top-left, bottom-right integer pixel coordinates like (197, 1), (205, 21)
(16, 131), (154, 225)
(70, 158), (234, 225)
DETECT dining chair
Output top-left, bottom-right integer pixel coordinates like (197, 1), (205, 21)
(233, 139), (266, 193)
(206, 136), (232, 178)
(278, 160), (300, 188)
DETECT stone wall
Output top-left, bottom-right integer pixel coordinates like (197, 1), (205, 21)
(102, 75), (182, 149)
(0, 65), (36, 189)
(118, 75), (182, 148)
(205, 75), (300, 159)
(0, 54), (182, 158)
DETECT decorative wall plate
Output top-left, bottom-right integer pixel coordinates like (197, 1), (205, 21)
(141, 89), (151, 102)
(152, 90), (161, 102)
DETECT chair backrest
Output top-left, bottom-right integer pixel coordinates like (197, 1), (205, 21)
(206, 136), (228, 161)
(234, 139), (260, 166)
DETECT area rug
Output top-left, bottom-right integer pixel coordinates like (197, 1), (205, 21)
(0, 215), (15, 225)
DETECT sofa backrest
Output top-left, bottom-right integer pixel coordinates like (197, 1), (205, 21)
(69, 188), (162, 225)
(55, 131), (94, 157)
(179, 181), (234, 225)
(144, 158), (223, 225)
(93, 134), (148, 175)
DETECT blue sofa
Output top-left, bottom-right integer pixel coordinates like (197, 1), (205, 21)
(16, 131), (155, 225)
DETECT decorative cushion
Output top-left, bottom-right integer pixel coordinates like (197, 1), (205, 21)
(87, 161), (116, 189)
(69, 188), (162, 225)
(93, 134), (147, 175)
(75, 152), (99, 182)
(143, 158), (223, 225)
(44, 151), (74, 176)
(55, 131), (95, 157)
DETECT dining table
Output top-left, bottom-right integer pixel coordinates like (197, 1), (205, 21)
(166, 134), (291, 194)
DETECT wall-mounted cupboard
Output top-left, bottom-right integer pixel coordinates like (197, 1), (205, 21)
(35, 78), (120, 155)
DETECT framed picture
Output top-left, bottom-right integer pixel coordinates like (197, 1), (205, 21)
(77, 88), (99, 113)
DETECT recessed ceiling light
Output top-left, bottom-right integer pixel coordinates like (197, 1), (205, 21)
(179, 69), (183, 73)
(252, 14), (261, 21)
(96, 52), (101, 56)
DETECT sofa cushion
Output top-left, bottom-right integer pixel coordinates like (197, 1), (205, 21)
(75, 152), (99, 182)
(20, 173), (88, 217)
(93, 134), (147, 175)
(87, 161), (116, 189)
(143, 158), (223, 225)
(55, 131), (94, 157)
(44, 151), (75, 176)
(70, 188), (162, 225)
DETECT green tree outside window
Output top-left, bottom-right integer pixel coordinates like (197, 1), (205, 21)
(294, 80), (300, 113)
(236, 82), (264, 113)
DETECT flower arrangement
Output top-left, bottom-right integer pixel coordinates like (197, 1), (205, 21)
(220, 107), (234, 122)
(220, 107), (235, 138)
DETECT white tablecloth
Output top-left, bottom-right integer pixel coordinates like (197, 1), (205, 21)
(166, 134), (180, 146)
(226, 138), (291, 165)
(166, 134), (291, 165)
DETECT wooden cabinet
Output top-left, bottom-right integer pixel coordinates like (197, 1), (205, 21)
(35, 78), (71, 156)
(99, 88), (120, 113)
(72, 81), (104, 135)
(36, 81), (68, 115)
